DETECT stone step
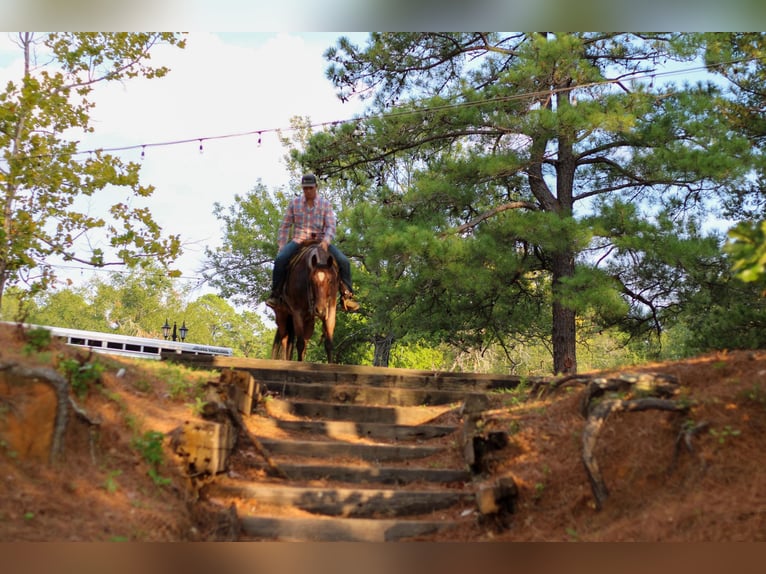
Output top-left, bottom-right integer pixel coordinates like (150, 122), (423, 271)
(259, 462), (472, 485)
(264, 398), (456, 425)
(263, 381), (480, 407)
(205, 481), (473, 518)
(259, 438), (446, 462)
(263, 418), (458, 441)
(238, 515), (458, 542)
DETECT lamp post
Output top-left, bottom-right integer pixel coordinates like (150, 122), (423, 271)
(162, 318), (189, 342)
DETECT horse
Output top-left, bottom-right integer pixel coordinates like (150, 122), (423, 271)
(270, 241), (339, 362)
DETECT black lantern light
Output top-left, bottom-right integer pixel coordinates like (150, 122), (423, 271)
(162, 318), (189, 342)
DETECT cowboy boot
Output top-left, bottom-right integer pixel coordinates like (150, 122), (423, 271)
(265, 288), (281, 309)
(340, 284), (360, 312)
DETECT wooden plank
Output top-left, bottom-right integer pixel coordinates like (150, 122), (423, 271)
(162, 354), (543, 391)
(238, 515), (456, 542)
(264, 398), (455, 425)
(262, 463), (472, 485)
(258, 438), (445, 461)
(206, 481), (471, 518)
(266, 419), (458, 441)
(175, 420), (235, 474)
(261, 380), (478, 407)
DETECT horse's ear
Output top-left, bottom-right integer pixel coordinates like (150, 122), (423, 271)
(311, 253), (318, 267)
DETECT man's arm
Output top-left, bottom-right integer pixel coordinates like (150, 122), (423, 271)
(277, 200), (294, 250)
(321, 199), (337, 246)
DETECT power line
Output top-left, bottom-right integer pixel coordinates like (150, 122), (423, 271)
(3, 55), (761, 165)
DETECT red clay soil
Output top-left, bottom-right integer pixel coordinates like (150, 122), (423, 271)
(0, 321), (764, 542)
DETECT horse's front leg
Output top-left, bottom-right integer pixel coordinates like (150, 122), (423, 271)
(296, 317), (315, 361)
(322, 303), (337, 363)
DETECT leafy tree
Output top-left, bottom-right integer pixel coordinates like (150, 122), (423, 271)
(203, 181), (288, 308)
(22, 265), (270, 357)
(0, 32), (186, 309)
(297, 32), (753, 373)
(88, 266), (187, 338)
(703, 34), (766, 286)
(183, 294), (269, 357)
(24, 287), (100, 331)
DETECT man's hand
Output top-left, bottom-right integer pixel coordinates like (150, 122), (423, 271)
(320, 240), (330, 251)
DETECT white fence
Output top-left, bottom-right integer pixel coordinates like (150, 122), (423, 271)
(6, 322), (233, 360)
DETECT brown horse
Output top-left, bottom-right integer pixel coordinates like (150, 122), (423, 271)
(271, 242), (339, 362)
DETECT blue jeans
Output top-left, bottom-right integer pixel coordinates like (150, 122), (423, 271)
(271, 241), (353, 293)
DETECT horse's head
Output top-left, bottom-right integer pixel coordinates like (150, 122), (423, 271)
(308, 247), (339, 318)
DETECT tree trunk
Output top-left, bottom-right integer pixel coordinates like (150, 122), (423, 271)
(551, 249), (577, 375)
(372, 333), (394, 367)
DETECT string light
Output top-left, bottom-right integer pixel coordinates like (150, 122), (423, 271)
(2, 55), (762, 165)
(49, 262), (207, 284)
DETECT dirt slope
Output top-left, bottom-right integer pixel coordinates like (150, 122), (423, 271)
(0, 322), (764, 542)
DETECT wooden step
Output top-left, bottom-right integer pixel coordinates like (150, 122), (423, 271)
(263, 381), (482, 407)
(258, 438), (447, 462)
(264, 418), (458, 441)
(259, 462), (472, 485)
(264, 398), (456, 425)
(163, 354), (537, 392)
(205, 481), (473, 518)
(238, 515), (458, 542)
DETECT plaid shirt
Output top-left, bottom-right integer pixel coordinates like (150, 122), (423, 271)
(277, 194), (337, 249)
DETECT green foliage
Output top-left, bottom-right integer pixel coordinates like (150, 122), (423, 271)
(739, 384), (766, 407)
(22, 327), (52, 355)
(23, 264), (270, 357)
(302, 33), (758, 372)
(492, 380), (531, 408)
(709, 425), (741, 444)
(153, 363), (203, 400)
(193, 33), (766, 372)
(131, 430), (172, 487)
(0, 33), (186, 309)
(725, 220), (766, 285)
(204, 182), (288, 307)
(59, 357), (105, 398)
(103, 470), (122, 494)
(389, 339), (453, 370)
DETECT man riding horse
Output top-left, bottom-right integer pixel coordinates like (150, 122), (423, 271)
(266, 173), (360, 312)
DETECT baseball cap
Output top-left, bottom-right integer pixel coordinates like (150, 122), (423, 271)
(301, 173), (318, 187)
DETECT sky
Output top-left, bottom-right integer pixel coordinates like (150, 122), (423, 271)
(0, 27), (763, 311)
(0, 32), (369, 301)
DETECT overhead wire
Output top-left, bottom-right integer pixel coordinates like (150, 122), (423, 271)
(3, 54), (761, 165)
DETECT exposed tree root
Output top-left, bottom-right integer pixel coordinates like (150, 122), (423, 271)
(579, 372), (691, 510)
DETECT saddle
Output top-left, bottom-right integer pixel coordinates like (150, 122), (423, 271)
(278, 241), (338, 300)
